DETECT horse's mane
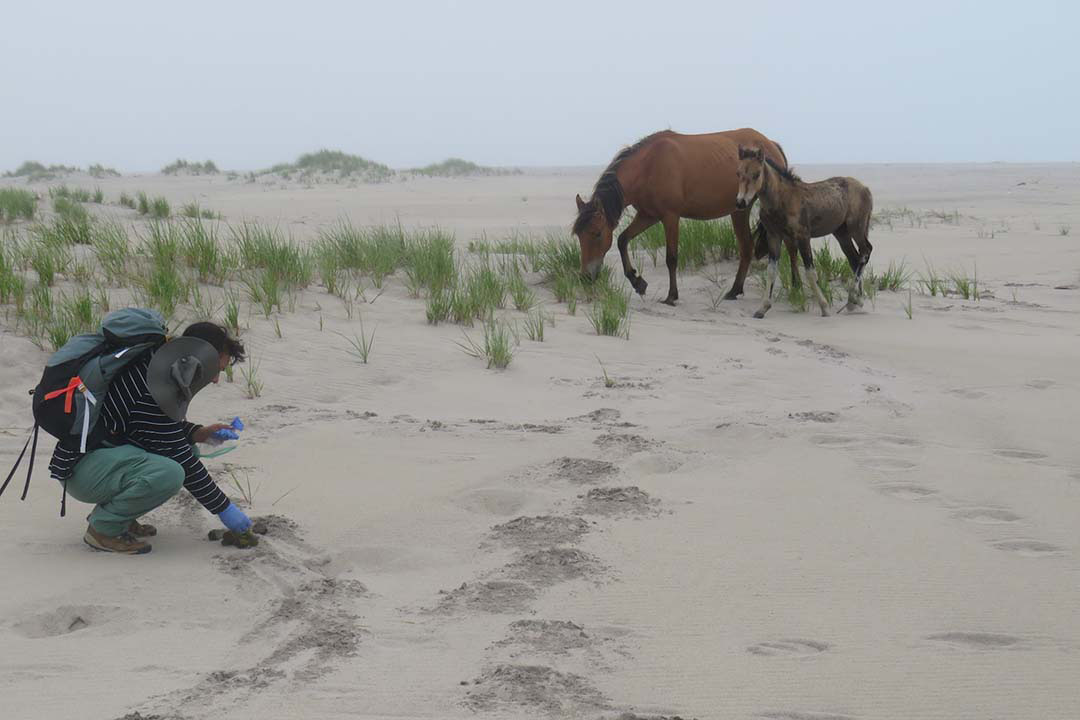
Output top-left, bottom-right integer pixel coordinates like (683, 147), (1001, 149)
(765, 156), (800, 183)
(573, 131), (669, 233)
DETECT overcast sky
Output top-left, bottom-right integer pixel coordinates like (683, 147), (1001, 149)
(4, 0), (1076, 172)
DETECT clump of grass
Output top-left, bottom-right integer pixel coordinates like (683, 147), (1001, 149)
(875, 260), (910, 291)
(814, 241), (853, 284)
(119, 192), (136, 210)
(425, 286), (452, 325)
(132, 221), (190, 320)
(465, 261), (507, 317)
(314, 221), (402, 288)
(91, 187), (104, 204)
(596, 356), (616, 388)
(48, 197), (93, 245)
(456, 317), (515, 369)
(222, 467), (259, 506)
(950, 263), (980, 301)
(180, 202), (222, 220)
(0, 188), (37, 222)
(635, 218), (737, 271)
(409, 158), (519, 177)
(918, 258), (946, 297)
(223, 285), (242, 334)
(267, 149), (393, 183)
(448, 283), (479, 325)
(339, 316), (376, 363)
(136, 191), (150, 215)
(149, 196), (170, 219)
(401, 227), (456, 296)
(91, 220), (130, 285)
(587, 286), (631, 338)
(0, 233), (28, 308)
(26, 234), (73, 286)
(523, 307), (549, 341)
(1060, 224), (1072, 236)
(506, 266), (536, 311)
(4, 161), (79, 182)
(537, 233), (581, 282)
(178, 217), (233, 284)
(162, 159), (219, 175)
(240, 357), (263, 398)
(88, 163), (120, 178)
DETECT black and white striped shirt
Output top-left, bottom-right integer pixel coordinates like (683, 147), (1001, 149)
(48, 355), (230, 514)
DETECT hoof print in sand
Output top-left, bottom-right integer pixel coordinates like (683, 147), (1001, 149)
(992, 448), (1047, 461)
(550, 457), (618, 484)
(788, 411), (839, 423)
(489, 515), (591, 550)
(876, 483), (938, 501)
(926, 632), (1023, 649)
(759, 712), (857, 720)
(992, 539), (1062, 556)
(594, 433), (656, 454)
(578, 486), (660, 516)
(463, 664), (609, 715)
(859, 456), (918, 472)
(508, 548), (605, 587)
(437, 581), (538, 614)
(809, 434), (859, 448)
(571, 408), (635, 426)
(952, 508), (1021, 524)
(496, 619), (593, 654)
(747, 639), (830, 657)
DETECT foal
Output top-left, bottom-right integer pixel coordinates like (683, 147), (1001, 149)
(735, 147), (874, 318)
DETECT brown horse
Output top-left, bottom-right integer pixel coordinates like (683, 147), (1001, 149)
(735, 146), (874, 318)
(572, 129), (799, 305)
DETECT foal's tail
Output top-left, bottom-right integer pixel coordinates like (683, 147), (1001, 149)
(753, 220), (770, 259)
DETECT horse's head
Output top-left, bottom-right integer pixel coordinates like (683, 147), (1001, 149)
(735, 146), (765, 210)
(574, 193), (614, 279)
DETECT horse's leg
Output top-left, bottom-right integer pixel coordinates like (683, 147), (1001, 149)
(724, 209), (753, 300)
(784, 236), (802, 290)
(753, 233), (782, 319)
(798, 236), (831, 317)
(661, 216), (680, 305)
(617, 212), (657, 296)
(832, 225), (862, 311)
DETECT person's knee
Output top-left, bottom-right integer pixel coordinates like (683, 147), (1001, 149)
(142, 456), (184, 497)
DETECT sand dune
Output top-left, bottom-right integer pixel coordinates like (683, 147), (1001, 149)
(2, 162), (1079, 719)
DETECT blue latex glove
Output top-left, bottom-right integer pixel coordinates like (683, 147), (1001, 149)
(211, 417), (244, 442)
(218, 502), (252, 533)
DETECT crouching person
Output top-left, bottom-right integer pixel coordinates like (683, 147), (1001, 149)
(48, 321), (252, 554)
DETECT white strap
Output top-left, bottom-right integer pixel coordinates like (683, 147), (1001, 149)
(79, 387), (98, 454)
(114, 347), (131, 358)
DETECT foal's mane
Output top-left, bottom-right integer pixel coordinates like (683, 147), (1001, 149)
(573, 131), (668, 233)
(765, 156), (800, 183)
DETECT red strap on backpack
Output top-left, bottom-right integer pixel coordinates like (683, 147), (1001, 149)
(44, 376), (83, 414)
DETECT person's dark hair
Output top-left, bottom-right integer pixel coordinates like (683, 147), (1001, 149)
(182, 322), (246, 364)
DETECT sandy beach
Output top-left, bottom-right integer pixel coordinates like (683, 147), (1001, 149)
(2, 161), (1079, 720)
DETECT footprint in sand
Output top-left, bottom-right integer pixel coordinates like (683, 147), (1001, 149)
(463, 664), (609, 715)
(759, 712), (857, 720)
(859, 457), (919, 472)
(992, 448), (1048, 461)
(952, 508), (1022, 524)
(1026, 379), (1055, 390)
(809, 434), (860, 448)
(875, 435), (920, 447)
(12, 605), (124, 638)
(926, 632), (1023, 649)
(992, 539), (1063, 557)
(948, 388), (987, 400)
(549, 457), (619, 485)
(747, 639), (830, 657)
(789, 411), (840, 423)
(876, 483), (939, 501)
(488, 515), (591, 550)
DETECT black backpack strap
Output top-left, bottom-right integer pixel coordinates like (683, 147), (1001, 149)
(1, 424), (37, 501)
(60, 476), (68, 517)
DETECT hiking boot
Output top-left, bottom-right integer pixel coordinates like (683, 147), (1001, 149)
(128, 519), (158, 537)
(84, 525), (152, 554)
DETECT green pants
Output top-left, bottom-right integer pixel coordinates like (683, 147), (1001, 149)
(64, 445), (184, 537)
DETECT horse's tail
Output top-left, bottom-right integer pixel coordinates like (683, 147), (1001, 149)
(753, 220), (770, 259)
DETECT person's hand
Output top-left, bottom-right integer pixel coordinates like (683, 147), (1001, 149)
(218, 502), (252, 534)
(192, 423), (234, 444)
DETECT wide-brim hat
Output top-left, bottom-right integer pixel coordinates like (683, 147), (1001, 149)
(147, 337), (220, 422)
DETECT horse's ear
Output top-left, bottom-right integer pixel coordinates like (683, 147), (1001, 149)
(575, 194), (586, 211)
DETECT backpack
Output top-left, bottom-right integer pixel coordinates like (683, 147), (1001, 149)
(1, 308), (167, 516)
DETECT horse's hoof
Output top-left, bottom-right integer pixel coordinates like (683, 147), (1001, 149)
(632, 277), (648, 296)
(821, 309), (831, 317)
(661, 298), (677, 307)
(723, 289), (742, 301)
(753, 310), (766, 319)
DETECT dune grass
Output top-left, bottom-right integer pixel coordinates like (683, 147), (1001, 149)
(5, 161), (79, 182)
(411, 158), (520, 177)
(178, 217), (234, 284)
(91, 219), (131, 285)
(456, 317), (515, 369)
(88, 163), (120, 178)
(119, 192), (136, 210)
(268, 149), (394, 182)
(0, 188), (37, 222)
(635, 218), (737, 271)
(180, 202), (221, 220)
(162, 159), (219, 175)
(587, 285), (631, 338)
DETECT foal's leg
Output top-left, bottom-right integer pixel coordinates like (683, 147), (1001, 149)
(753, 234), (782, 319)
(617, 212), (657, 296)
(784, 236), (802, 290)
(725, 210), (753, 300)
(662, 216), (680, 305)
(798, 236), (831, 317)
(832, 225), (863, 311)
